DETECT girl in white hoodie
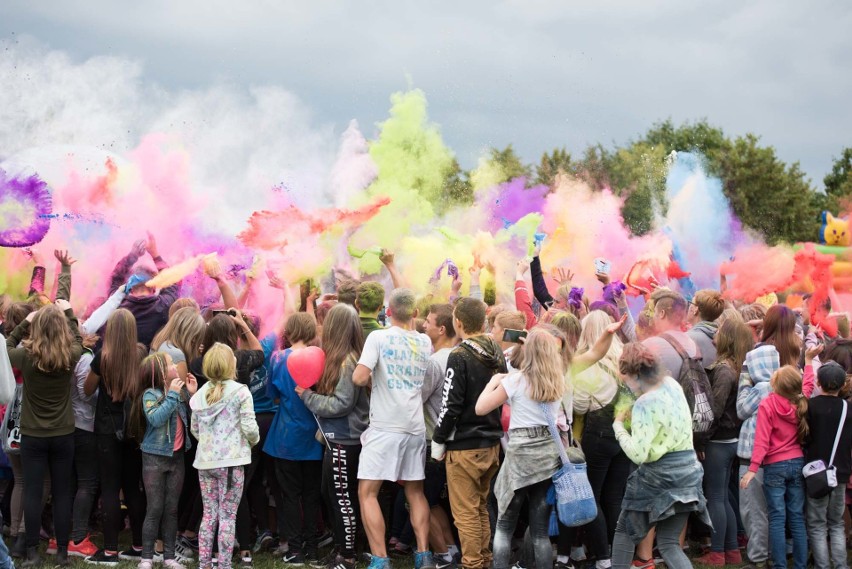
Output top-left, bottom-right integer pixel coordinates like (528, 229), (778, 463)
(190, 343), (259, 569)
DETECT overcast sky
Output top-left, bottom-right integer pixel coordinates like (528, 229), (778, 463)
(2, 0), (850, 188)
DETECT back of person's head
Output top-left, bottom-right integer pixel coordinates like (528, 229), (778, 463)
(824, 339), (852, 373)
(511, 323), (570, 373)
(356, 281), (385, 314)
(241, 310), (261, 337)
(635, 306), (654, 341)
(519, 327), (565, 403)
(837, 314), (851, 339)
(285, 312), (317, 345)
(3, 301), (35, 335)
(817, 361), (848, 393)
(318, 304), (364, 395)
(388, 288), (417, 323)
(494, 311), (525, 335)
(127, 351), (170, 442)
(693, 289), (725, 322)
(153, 306), (205, 362)
(203, 314), (239, 354)
(454, 297), (487, 335)
(23, 304), (75, 372)
(202, 343), (237, 405)
(101, 308), (140, 401)
(130, 266), (158, 296)
(589, 301), (619, 323)
(315, 301), (336, 325)
(650, 289), (688, 329)
(169, 297), (200, 319)
(717, 307), (745, 328)
(578, 310), (622, 362)
(428, 304), (456, 339)
(714, 319), (754, 371)
(337, 279), (359, 306)
(738, 302), (767, 323)
(761, 304), (801, 366)
(619, 342), (663, 386)
(549, 311), (581, 352)
(486, 303), (512, 332)
(770, 365), (809, 443)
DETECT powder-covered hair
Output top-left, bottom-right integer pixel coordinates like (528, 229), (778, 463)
(618, 342), (663, 385)
(519, 327), (565, 403)
(202, 343), (237, 405)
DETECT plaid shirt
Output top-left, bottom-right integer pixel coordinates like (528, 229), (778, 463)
(736, 345), (780, 459)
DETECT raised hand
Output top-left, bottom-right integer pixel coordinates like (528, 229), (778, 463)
(146, 231), (159, 258)
(552, 267), (574, 285)
(54, 250), (77, 267)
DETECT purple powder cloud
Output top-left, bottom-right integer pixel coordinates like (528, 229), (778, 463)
(0, 168), (53, 248)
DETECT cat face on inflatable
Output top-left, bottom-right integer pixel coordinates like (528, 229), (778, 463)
(821, 211), (851, 246)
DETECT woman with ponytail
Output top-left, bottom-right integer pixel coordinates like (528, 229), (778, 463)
(190, 343), (259, 569)
(741, 363), (815, 569)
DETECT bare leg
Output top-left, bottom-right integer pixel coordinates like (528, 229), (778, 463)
(359, 480), (388, 558)
(404, 481), (431, 553)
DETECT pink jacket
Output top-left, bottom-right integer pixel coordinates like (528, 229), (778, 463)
(749, 365), (815, 472)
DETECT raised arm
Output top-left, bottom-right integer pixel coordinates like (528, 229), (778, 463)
(530, 255), (556, 309)
(109, 240), (147, 295)
(380, 249), (404, 289)
(515, 260), (537, 330)
(82, 287), (127, 335)
(572, 314), (626, 373)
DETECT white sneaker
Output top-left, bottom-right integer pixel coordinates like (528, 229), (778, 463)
(165, 560), (187, 569)
(139, 561), (153, 569)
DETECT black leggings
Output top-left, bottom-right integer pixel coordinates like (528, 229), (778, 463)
(98, 436), (146, 550)
(71, 429), (99, 543)
(275, 458), (323, 551)
(322, 444), (361, 558)
(235, 412), (274, 550)
(21, 433), (75, 548)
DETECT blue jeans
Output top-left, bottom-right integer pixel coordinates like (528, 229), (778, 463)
(762, 458), (807, 569)
(703, 442), (738, 553)
(0, 511), (14, 569)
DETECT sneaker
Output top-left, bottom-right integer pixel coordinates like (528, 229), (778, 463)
(165, 560), (187, 569)
(694, 551), (725, 566)
(47, 539), (58, 555)
(69, 536), (100, 558)
(630, 559), (654, 569)
(119, 548), (143, 561)
(325, 554), (356, 569)
(554, 561), (575, 569)
(365, 556), (390, 569)
(283, 551), (307, 566)
(240, 555), (253, 569)
(510, 563), (525, 569)
(139, 562), (154, 569)
(176, 537), (197, 560)
(725, 549), (743, 565)
(414, 550), (436, 569)
(738, 533), (749, 550)
(311, 548), (339, 569)
(435, 556), (456, 569)
(86, 550), (120, 566)
(275, 543), (291, 556)
(174, 548), (191, 564)
(318, 531), (334, 549)
(178, 535), (200, 553)
(253, 530), (275, 554)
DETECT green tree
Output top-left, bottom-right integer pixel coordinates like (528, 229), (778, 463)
(639, 118), (727, 174)
(534, 147), (575, 188)
(716, 134), (819, 244)
(489, 145), (532, 182)
(439, 158), (473, 212)
(822, 148), (852, 214)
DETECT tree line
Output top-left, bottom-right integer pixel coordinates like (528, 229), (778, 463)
(440, 120), (852, 244)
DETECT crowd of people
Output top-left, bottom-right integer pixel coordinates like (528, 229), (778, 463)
(1, 234), (852, 569)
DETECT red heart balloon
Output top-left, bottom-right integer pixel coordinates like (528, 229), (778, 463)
(287, 346), (326, 389)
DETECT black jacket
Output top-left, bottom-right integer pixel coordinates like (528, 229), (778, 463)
(433, 335), (507, 450)
(708, 362), (741, 441)
(806, 396), (852, 484)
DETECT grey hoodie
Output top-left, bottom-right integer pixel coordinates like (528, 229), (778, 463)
(190, 381), (259, 470)
(687, 321), (718, 370)
(300, 360), (369, 446)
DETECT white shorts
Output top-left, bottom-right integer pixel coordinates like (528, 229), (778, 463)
(357, 427), (426, 482)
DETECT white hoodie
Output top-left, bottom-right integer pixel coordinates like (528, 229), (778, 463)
(190, 380), (259, 470)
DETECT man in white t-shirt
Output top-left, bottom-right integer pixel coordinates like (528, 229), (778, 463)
(354, 289), (441, 569)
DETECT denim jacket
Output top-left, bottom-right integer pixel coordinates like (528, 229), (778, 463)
(141, 387), (191, 456)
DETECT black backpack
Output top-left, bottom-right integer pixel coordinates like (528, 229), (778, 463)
(661, 333), (715, 447)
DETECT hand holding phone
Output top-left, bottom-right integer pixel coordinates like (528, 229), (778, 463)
(502, 329), (528, 343)
(594, 258), (611, 275)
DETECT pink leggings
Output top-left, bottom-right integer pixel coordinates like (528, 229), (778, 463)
(198, 466), (245, 569)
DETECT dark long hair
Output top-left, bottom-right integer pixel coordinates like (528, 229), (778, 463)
(316, 304), (364, 396)
(99, 309), (140, 402)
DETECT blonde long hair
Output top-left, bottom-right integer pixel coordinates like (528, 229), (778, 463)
(577, 311), (623, 373)
(23, 304), (75, 372)
(152, 307), (205, 363)
(202, 343), (237, 405)
(520, 328), (565, 403)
